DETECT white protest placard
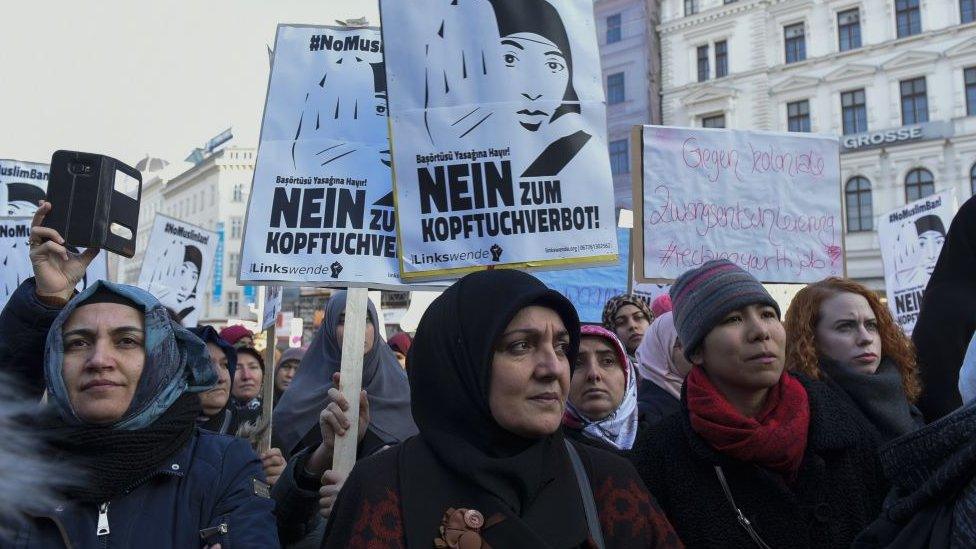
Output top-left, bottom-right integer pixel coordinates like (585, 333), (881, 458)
(0, 160), (49, 216)
(878, 189), (956, 334)
(240, 25), (412, 288)
(634, 126), (843, 283)
(380, 0), (618, 280)
(262, 285), (283, 331)
(138, 214), (218, 327)
(0, 217), (109, 310)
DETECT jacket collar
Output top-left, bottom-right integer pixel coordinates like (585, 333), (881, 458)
(151, 429), (197, 479)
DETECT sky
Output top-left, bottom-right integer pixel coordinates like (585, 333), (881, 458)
(0, 0), (379, 168)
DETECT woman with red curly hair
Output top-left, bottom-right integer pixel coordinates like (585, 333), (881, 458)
(784, 277), (923, 441)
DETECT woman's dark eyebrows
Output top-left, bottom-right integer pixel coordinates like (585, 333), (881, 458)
(544, 50), (566, 58)
(62, 328), (94, 339)
(500, 39), (524, 49)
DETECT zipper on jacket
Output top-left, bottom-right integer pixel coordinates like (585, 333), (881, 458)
(96, 502), (110, 536)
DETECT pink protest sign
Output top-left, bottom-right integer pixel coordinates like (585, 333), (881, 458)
(632, 126), (843, 284)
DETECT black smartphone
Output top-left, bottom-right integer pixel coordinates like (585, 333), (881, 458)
(41, 150), (141, 258)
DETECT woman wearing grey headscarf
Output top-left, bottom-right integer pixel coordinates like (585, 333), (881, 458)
(271, 290), (416, 546)
(0, 201), (277, 547)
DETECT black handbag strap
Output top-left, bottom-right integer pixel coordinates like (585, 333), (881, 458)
(714, 465), (773, 549)
(565, 440), (606, 549)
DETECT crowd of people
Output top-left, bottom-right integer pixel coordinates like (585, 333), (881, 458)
(0, 197), (974, 548)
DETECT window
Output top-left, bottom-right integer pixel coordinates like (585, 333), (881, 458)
(900, 77), (928, 125)
(702, 114), (726, 128)
(715, 41), (728, 78)
(841, 89), (867, 135)
(787, 100), (811, 132)
(905, 168), (935, 202)
(607, 14), (622, 43)
(784, 23), (806, 64)
(724, 0), (738, 3)
(230, 217), (243, 239)
(966, 67), (976, 115)
(609, 139), (629, 175)
(896, 0), (922, 37)
(845, 177), (873, 232)
(232, 184), (244, 202)
(228, 252), (239, 276)
(607, 72), (625, 104)
(971, 163), (976, 195)
(697, 45), (710, 82)
(227, 292), (239, 317)
(838, 9), (862, 51)
(685, 0), (698, 16)
(963, 0), (976, 22)
(210, 185), (216, 206)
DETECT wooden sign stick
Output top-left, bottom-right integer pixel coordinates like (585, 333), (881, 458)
(332, 287), (369, 476)
(259, 320), (276, 454)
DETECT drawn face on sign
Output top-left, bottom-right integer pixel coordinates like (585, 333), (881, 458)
(502, 33), (569, 132)
(4, 183), (46, 216)
(914, 215), (946, 277)
(177, 259), (201, 302)
(488, 0), (580, 134)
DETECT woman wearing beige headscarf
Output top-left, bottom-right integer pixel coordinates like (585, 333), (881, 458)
(635, 312), (693, 425)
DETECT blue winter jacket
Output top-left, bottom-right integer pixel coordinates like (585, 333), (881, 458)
(0, 280), (279, 548)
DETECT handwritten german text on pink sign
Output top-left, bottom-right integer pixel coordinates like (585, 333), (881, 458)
(639, 126), (842, 283)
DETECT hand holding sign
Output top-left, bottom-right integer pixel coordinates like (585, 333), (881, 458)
(29, 201), (99, 301)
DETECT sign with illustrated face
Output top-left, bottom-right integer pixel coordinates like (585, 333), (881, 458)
(0, 159), (49, 216)
(0, 217), (108, 310)
(878, 190), (956, 334)
(381, 0), (619, 280)
(138, 214), (218, 326)
(240, 25), (425, 289)
(634, 126), (843, 283)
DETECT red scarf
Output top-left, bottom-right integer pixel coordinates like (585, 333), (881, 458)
(685, 366), (810, 478)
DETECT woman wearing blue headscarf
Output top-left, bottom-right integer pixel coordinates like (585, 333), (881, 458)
(0, 202), (278, 548)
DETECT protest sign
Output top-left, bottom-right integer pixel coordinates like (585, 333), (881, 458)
(240, 24), (416, 289)
(0, 159), (49, 216)
(262, 285), (283, 331)
(380, 0), (618, 280)
(632, 283), (671, 308)
(633, 126), (843, 283)
(0, 217), (109, 310)
(138, 214), (217, 327)
(878, 189), (956, 334)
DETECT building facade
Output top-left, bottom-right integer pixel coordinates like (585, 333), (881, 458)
(120, 146), (257, 327)
(595, 0), (662, 209)
(659, 0), (976, 288)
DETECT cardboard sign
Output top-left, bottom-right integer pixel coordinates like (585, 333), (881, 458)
(633, 126), (843, 283)
(263, 285), (283, 331)
(138, 214), (218, 326)
(0, 217), (108, 310)
(0, 159), (48, 216)
(878, 190), (956, 334)
(240, 25), (416, 289)
(381, 0), (618, 280)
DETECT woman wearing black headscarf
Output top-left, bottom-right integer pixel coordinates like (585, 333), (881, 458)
(913, 195), (976, 421)
(321, 270), (680, 548)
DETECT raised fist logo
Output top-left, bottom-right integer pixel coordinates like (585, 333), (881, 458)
(330, 261), (344, 279)
(490, 244), (503, 262)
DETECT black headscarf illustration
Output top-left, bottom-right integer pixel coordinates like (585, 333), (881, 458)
(174, 244), (202, 322)
(486, 0), (591, 178)
(5, 183), (46, 214)
(915, 214), (946, 237)
(291, 55), (390, 170)
(488, 0), (580, 121)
